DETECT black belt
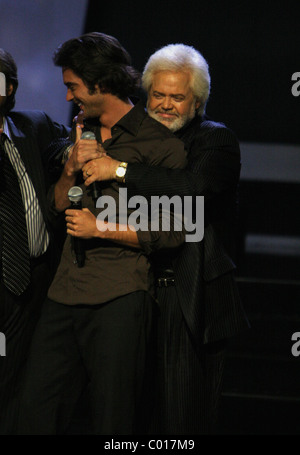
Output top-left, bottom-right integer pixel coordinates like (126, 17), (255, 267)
(156, 268), (175, 287)
(156, 277), (175, 287)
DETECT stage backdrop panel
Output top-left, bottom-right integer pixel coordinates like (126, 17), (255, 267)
(0, 0), (89, 125)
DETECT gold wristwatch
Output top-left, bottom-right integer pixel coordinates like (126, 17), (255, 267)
(115, 162), (128, 183)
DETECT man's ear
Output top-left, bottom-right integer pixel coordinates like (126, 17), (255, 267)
(195, 98), (201, 110)
(6, 83), (13, 96)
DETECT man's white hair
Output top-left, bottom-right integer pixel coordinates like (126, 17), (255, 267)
(142, 44), (211, 116)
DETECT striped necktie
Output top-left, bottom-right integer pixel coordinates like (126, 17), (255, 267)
(0, 136), (31, 295)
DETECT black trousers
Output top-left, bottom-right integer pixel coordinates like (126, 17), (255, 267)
(152, 285), (227, 435)
(17, 291), (157, 435)
(0, 258), (52, 435)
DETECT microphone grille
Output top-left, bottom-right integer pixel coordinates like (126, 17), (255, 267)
(81, 131), (96, 140)
(68, 186), (83, 202)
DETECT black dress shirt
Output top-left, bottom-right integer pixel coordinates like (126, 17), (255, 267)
(48, 101), (187, 305)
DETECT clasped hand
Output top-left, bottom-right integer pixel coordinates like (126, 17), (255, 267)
(68, 123), (120, 184)
(67, 124), (104, 175)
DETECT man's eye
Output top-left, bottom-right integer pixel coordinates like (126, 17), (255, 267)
(173, 97), (184, 102)
(153, 93), (163, 99)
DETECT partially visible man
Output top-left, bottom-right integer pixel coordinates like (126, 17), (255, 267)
(18, 33), (186, 435)
(0, 49), (69, 434)
(82, 44), (249, 434)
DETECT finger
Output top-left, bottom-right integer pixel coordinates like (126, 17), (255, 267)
(66, 219), (80, 229)
(96, 151), (107, 158)
(77, 110), (85, 127)
(97, 151), (108, 158)
(97, 144), (106, 154)
(73, 110), (85, 125)
(65, 209), (77, 216)
(82, 167), (91, 180)
(65, 217), (75, 224)
(82, 165), (92, 180)
(66, 228), (77, 237)
(75, 124), (82, 143)
(84, 174), (97, 186)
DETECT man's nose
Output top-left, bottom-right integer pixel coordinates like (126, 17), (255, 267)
(66, 89), (73, 102)
(161, 97), (173, 110)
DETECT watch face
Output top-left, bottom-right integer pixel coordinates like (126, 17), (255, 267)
(117, 167), (125, 177)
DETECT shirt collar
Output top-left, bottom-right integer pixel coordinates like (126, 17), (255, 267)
(83, 99), (147, 138)
(114, 99), (146, 136)
(2, 117), (12, 140)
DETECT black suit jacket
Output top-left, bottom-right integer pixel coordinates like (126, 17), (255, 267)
(1, 110), (70, 276)
(125, 115), (249, 350)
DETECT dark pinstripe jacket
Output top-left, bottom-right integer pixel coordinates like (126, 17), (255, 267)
(124, 115), (249, 352)
(1, 111), (69, 275)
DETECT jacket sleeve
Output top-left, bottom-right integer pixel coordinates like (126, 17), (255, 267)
(125, 125), (241, 209)
(135, 135), (187, 253)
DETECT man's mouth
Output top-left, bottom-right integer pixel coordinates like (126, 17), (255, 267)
(155, 111), (178, 120)
(75, 100), (84, 110)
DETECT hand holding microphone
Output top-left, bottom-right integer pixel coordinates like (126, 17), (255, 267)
(69, 125), (113, 204)
(67, 186), (85, 267)
(72, 123), (113, 187)
(66, 185), (100, 267)
(80, 131), (100, 205)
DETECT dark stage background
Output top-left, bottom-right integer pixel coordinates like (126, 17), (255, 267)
(1, 0), (300, 435)
(84, 0), (300, 145)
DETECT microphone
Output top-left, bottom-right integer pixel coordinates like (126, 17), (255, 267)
(81, 130), (100, 205)
(68, 186), (85, 268)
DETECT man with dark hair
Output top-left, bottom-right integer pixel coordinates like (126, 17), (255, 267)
(18, 33), (186, 435)
(76, 43), (249, 434)
(53, 32), (140, 101)
(0, 48), (69, 435)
